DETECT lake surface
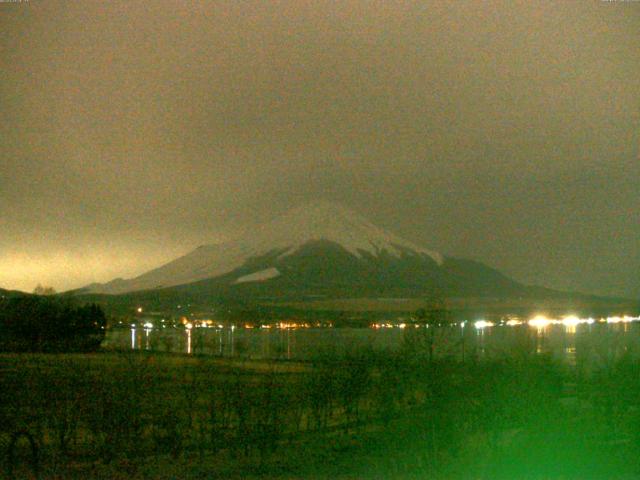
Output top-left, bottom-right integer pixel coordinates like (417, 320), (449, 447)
(104, 316), (640, 368)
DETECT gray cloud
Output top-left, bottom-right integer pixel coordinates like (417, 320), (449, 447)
(1, 0), (638, 296)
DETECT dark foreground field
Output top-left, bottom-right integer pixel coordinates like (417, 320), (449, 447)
(2, 343), (640, 479)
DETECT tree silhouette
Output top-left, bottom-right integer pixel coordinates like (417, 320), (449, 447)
(0, 295), (106, 352)
(33, 284), (56, 296)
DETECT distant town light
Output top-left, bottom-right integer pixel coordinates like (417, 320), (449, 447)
(529, 315), (555, 328)
(605, 315), (640, 324)
(474, 320), (494, 329)
(561, 316), (580, 327)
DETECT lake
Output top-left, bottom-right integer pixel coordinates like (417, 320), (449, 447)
(104, 315), (640, 368)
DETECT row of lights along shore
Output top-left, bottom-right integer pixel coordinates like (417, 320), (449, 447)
(371, 315), (640, 330)
(131, 307), (330, 330)
(130, 319), (328, 330)
(130, 306), (638, 331)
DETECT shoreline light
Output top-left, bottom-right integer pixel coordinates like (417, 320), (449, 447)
(474, 320), (494, 329)
(607, 315), (639, 324)
(528, 315), (555, 328)
(561, 316), (580, 327)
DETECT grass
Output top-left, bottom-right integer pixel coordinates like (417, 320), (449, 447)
(2, 349), (640, 479)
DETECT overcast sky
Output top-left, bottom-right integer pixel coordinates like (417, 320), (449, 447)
(1, 0), (638, 297)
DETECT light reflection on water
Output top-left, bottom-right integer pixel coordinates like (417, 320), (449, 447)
(107, 321), (640, 366)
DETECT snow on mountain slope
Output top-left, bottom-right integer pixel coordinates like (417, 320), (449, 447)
(253, 202), (441, 262)
(234, 267), (281, 284)
(85, 202), (442, 294)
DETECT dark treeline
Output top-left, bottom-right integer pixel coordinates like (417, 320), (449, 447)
(2, 346), (640, 478)
(0, 295), (106, 352)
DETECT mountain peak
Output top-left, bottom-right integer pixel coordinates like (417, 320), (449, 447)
(84, 202), (442, 294)
(253, 201), (442, 263)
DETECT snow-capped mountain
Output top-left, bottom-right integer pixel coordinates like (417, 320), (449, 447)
(85, 202), (443, 294)
(83, 201), (526, 299)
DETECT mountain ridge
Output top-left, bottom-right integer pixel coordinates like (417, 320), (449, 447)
(84, 202), (443, 295)
(80, 202), (593, 305)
